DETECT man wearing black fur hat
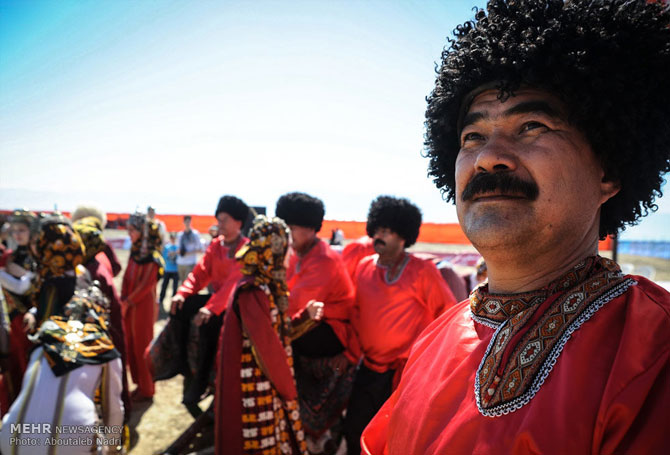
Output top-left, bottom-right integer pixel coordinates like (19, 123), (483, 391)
(158, 195), (250, 416)
(344, 195), (456, 454)
(275, 192), (358, 451)
(362, 1), (670, 453)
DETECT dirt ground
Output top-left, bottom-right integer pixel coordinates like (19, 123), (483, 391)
(107, 232), (670, 455)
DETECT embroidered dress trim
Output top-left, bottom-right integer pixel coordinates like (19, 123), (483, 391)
(470, 313), (502, 329)
(475, 277), (635, 417)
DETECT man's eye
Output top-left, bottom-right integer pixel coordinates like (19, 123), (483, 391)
(461, 132), (484, 144)
(520, 121), (548, 133)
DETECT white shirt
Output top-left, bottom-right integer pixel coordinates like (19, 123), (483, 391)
(0, 348), (124, 455)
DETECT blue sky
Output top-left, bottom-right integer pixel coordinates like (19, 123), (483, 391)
(1, 0), (668, 240)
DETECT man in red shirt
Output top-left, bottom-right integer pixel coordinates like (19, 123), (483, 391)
(275, 192), (358, 452)
(166, 195), (250, 416)
(362, 1), (670, 454)
(344, 196), (456, 454)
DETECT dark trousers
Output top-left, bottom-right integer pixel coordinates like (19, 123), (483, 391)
(292, 321), (344, 358)
(343, 364), (395, 455)
(159, 271), (179, 304)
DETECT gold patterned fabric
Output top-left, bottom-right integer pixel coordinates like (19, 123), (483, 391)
(73, 216), (106, 264)
(31, 281), (119, 376)
(470, 256), (633, 416)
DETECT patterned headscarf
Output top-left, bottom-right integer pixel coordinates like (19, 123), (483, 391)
(32, 214), (85, 282)
(127, 212), (165, 280)
(29, 213), (85, 309)
(236, 215), (290, 313)
(73, 216), (106, 264)
(32, 282), (119, 376)
(128, 212), (162, 262)
(9, 208), (37, 228)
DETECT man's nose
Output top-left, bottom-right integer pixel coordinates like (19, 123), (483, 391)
(473, 132), (519, 174)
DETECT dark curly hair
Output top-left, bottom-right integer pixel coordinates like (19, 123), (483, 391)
(425, 0), (670, 238)
(366, 196), (422, 248)
(275, 192), (325, 232)
(215, 195), (249, 222)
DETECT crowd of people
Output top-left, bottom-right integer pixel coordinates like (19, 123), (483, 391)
(2, 0), (670, 454)
(0, 192), (476, 455)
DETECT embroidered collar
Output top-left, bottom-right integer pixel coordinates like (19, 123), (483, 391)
(471, 256), (635, 417)
(376, 252), (410, 285)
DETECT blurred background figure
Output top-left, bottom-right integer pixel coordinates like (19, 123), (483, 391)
(464, 257), (487, 293)
(176, 215), (202, 284)
(159, 232), (179, 318)
(122, 212), (164, 402)
(147, 205), (169, 247)
(207, 224), (219, 245)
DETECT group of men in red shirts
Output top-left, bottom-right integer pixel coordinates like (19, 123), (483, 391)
(163, 191), (460, 454)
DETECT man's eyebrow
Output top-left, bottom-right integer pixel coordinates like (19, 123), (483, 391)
(460, 111), (486, 131)
(460, 100), (564, 133)
(503, 100), (563, 119)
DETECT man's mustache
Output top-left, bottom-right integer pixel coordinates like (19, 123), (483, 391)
(373, 238), (386, 248)
(461, 172), (539, 202)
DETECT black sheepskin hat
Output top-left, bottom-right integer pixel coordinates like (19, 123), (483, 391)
(215, 195), (249, 223)
(366, 196), (422, 248)
(425, 0), (670, 238)
(275, 192), (325, 232)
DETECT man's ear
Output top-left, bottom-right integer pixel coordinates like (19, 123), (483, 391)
(599, 177), (621, 206)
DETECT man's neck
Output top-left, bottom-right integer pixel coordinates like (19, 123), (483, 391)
(296, 237), (319, 256)
(483, 235), (600, 294)
(378, 249), (407, 280)
(223, 232), (241, 246)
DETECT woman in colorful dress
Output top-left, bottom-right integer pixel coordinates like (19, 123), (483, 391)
(0, 210), (38, 412)
(216, 216), (307, 455)
(0, 282), (124, 455)
(121, 212), (164, 401)
(22, 213), (85, 332)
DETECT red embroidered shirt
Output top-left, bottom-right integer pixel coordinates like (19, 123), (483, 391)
(362, 263), (670, 455)
(341, 236), (375, 279)
(286, 240), (358, 361)
(177, 236), (249, 315)
(353, 254), (456, 373)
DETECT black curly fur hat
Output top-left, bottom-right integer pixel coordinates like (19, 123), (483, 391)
(275, 192), (325, 232)
(366, 196), (422, 248)
(215, 195), (249, 223)
(425, 0), (670, 238)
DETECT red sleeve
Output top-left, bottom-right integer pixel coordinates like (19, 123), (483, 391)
(238, 288), (297, 401)
(420, 261), (457, 318)
(204, 268), (242, 316)
(289, 256), (354, 321)
(177, 242), (215, 298)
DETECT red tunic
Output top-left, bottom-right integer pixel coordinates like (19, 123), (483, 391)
(287, 240), (358, 362)
(362, 276), (670, 455)
(342, 237), (375, 279)
(353, 254), (456, 373)
(176, 236), (248, 315)
(121, 258), (159, 397)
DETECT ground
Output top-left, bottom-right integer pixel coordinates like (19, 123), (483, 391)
(106, 231), (669, 454)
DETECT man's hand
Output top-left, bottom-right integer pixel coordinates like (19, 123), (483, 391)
(306, 300), (324, 321)
(22, 312), (35, 333)
(171, 294), (185, 315)
(193, 307), (212, 327)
